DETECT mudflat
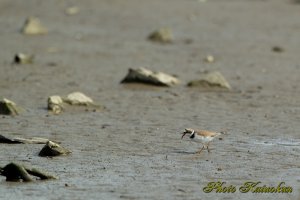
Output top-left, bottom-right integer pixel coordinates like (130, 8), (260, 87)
(0, 0), (299, 199)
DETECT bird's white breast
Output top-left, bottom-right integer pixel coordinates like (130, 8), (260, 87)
(192, 135), (214, 144)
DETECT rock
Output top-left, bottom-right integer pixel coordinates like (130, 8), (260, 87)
(21, 17), (48, 35)
(64, 92), (94, 105)
(0, 135), (22, 144)
(0, 163), (33, 182)
(187, 71), (231, 90)
(0, 162), (58, 182)
(47, 92), (101, 113)
(0, 135), (54, 144)
(39, 141), (71, 157)
(0, 98), (24, 115)
(204, 55), (215, 63)
(65, 6), (80, 15)
(184, 38), (193, 44)
(14, 53), (34, 64)
(13, 137), (54, 144)
(272, 46), (284, 53)
(121, 67), (180, 87)
(46, 47), (59, 53)
(148, 28), (173, 43)
(48, 95), (64, 114)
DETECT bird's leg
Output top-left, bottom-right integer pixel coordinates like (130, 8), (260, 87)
(206, 146), (210, 152)
(196, 146), (205, 154)
(206, 142), (211, 153)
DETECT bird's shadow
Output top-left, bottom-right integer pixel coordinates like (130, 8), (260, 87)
(172, 150), (197, 155)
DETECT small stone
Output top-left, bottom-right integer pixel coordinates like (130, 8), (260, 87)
(148, 28), (173, 43)
(0, 98), (24, 115)
(272, 46), (284, 53)
(39, 141), (71, 157)
(48, 96), (63, 114)
(187, 71), (231, 90)
(74, 33), (83, 40)
(184, 38), (193, 44)
(121, 67), (180, 87)
(65, 6), (80, 15)
(64, 92), (94, 105)
(21, 17), (48, 35)
(46, 47), (59, 53)
(47, 62), (57, 67)
(204, 55), (214, 63)
(14, 53), (34, 64)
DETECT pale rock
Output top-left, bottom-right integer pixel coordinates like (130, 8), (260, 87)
(14, 53), (34, 64)
(121, 67), (180, 87)
(64, 92), (94, 105)
(187, 71), (231, 90)
(47, 96), (63, 114)
(65, 6), (80, 15)
(148, 28), (173, 43)
(21, 17), (48, 35)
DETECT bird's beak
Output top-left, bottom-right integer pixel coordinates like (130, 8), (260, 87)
(181, 132), (187, 139)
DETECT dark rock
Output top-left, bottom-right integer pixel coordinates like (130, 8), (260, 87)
(0, 162), (58, 182)
(39, 141), (71, 157)
(0, 98), (24, 115)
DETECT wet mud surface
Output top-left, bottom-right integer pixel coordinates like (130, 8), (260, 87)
(0, 0), (300, 199)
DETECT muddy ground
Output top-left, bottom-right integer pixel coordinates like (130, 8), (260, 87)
(0, 0), (300, 199)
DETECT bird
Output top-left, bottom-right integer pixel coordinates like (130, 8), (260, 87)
(181, 128), (223, 154)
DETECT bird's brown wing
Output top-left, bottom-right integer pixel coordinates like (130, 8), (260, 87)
(196, 130), (219, 137)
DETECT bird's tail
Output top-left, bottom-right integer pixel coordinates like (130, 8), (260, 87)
(220, 130), (228, 135)
(216, 131), (227, 137)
